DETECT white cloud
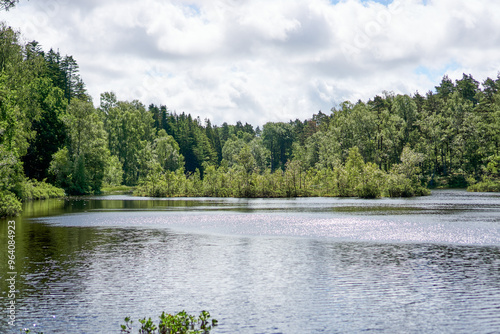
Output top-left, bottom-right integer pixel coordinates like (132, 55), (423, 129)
(1, 0), (500, 126)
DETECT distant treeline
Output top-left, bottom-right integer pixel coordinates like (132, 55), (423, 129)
(2, 23), (500, 215)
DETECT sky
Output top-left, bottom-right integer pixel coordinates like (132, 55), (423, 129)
(1, 0), (500, 126)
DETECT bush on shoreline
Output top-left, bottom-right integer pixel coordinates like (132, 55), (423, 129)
(14, 179), (65, 201)
(0, 179), (65, 218)
(0, 190), (22, 217)
(467, 179), (500, 192)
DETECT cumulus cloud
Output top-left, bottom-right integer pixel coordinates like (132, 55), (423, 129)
(1, 0), (500, 125)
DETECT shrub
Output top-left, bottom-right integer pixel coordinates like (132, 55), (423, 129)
(385, 174), (415, 197)
(121, 310), (218, 334)
(0, 190), (22, 217)
(15, 179), (65, 201)
(468, 179), (500, 192)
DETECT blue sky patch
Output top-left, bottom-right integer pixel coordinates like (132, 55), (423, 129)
(330, 0), (395, 5)
(414, 61), (461, 82)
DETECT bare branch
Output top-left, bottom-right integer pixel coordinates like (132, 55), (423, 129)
(1, 0), (19, 11)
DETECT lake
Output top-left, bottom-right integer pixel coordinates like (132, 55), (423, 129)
(1, 190), (500, 333)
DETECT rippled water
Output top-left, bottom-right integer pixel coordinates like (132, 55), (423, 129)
(1, 190), (500, 333)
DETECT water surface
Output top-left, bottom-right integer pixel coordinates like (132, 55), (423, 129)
(1, 190), (500, 333)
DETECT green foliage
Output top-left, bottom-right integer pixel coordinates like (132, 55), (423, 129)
(147, 106), (217, 175)
(134, 168), (186, 198)
(14, 178), (65, 200)
(120, 310), (218, 334)
(135, 145), (429, 199)
(48, 146), (71, 189)
(0, 25), (70, 216)
(262, 122), (294, 171)
(70, 154), (89, 195)
(103, 154), (124, 186)
(49, 99), (110, 194)
(385, 146), (429, 197)
(356, 162), (384, 199)
(468, 156), (500, 192)
(0, 189), (21, 217)
(468, 177), (500, 192)
(154, 129), (184, 172)
(385, 173), (415, 197)
(0, 25), (31, 196)
(22, 77), (67, 180)
(103, 96), (155, 185)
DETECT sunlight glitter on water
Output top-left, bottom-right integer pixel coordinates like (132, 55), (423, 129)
(34, 208), (500, 246)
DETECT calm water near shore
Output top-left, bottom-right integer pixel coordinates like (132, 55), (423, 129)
(1, 190), (500, 333)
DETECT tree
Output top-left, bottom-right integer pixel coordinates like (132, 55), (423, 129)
(50, 99), (110, 194)
(60, 55), (87, 102)
(0, 25), (32, 208)
(393, 94), (417, 145)
(393, 146), (425, 180)
(436, 75), (455, 101)
(236, 144), (256, 175)
(222, 135), (269, 172)
(22, 78), (67, 180)
(482, 77), (499, 104)
(157, 111), (217, 175)
(344, 147), (365, 195)
(387, 146), (428, 197)
(456, 73), (480, 106)
(103, 97), (155, 185)
(262, 122), (294, 171)
(153, 129), (184, 172)
(103, 155), (123, 186)
(205, 119), (222, 163)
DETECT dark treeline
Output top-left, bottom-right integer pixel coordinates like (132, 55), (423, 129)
(2, 22), (500, 216)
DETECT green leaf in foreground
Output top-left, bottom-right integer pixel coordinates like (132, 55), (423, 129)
(121, 310), (218, 334)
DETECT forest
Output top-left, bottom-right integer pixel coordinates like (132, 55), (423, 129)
(2, 22), (500, 217)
